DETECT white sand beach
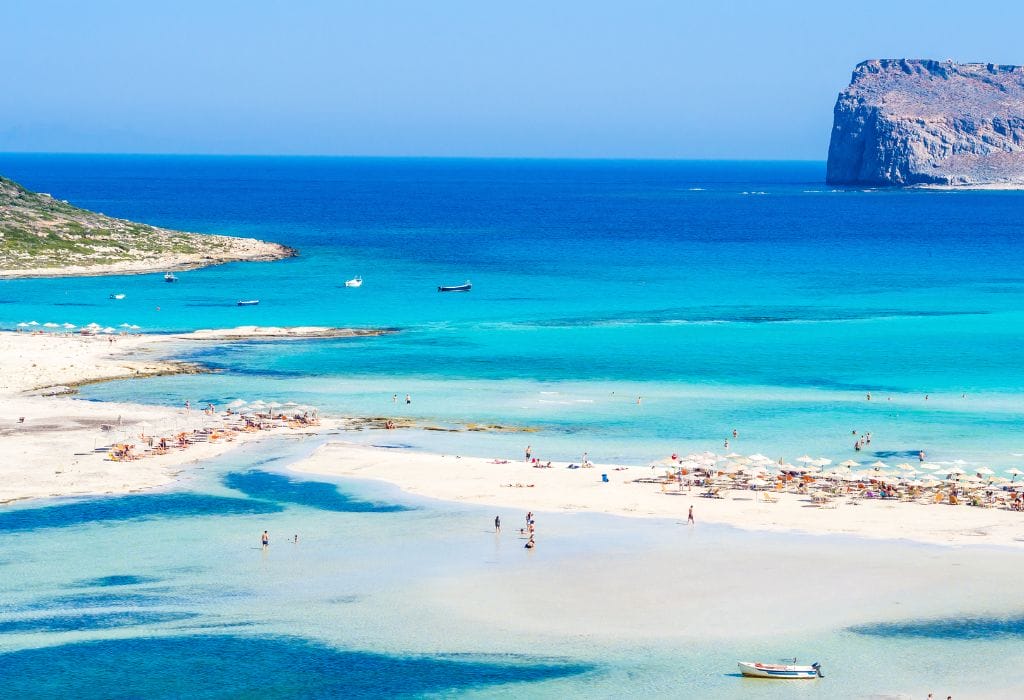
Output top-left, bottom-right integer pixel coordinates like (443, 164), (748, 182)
(0, 330), (329, 503)
(291, 442), (1024, 548)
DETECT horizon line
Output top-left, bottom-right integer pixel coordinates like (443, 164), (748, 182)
(0, 151), (826, 164)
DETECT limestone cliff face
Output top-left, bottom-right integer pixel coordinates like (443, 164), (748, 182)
(826, 59), (1024, 186)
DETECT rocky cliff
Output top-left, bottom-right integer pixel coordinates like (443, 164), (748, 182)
(826, 59), (1024, 187)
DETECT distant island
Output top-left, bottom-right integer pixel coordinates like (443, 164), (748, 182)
(826, 59), (1024, 188)
(0, 174), (294, 278)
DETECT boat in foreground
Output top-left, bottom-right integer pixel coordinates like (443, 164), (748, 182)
(438, 280), (471, 292)
(237, 299), (260, 306)
(344, 276), (363, 287)
(164, 272), (178, 283)
(737, 661), (822, 679)
(109, 293), (126, 300)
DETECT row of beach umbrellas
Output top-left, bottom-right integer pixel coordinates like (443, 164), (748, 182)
(655, 450), (1024, 484)
(15, 321), (141, 332)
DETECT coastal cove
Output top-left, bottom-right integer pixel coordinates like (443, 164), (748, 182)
(3, 156), (1024, 697)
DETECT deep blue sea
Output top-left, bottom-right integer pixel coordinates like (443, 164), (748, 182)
(2, 155), (1024, 698)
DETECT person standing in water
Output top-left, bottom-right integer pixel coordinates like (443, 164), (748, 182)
(525, 445), (532, 461)
(494, 515), (501, 533)
(405, 394), (411, 404)
(392, 394), (397, 403)
(261, 530), (269, 549)
(687, 506), (694, 525)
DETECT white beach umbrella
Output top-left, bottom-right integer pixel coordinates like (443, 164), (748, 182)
(227, 399), (247, 409)
(839, 460), (860, 468)
(796, 455), (815, 463)
(946, 467), (966, 475)
(62, 323), (76, 329)
(895, 463), (915, 471)
(748, 453), (770, 463)
(120, 323), (132, 328)
(1007, 468), (1024, 476)
(102, 327), (116, 334)
(27, 321), (39, 326)
(870, 461), (888, 468)
(87, 322), (102, 329)
(130, 324), (141, 330)
(16, 322), (28, 327)
(952, 459), (969, 466)
(814, 458), (833, 467)
(975, 467), (995, 476)
(43, 322), (59, 328)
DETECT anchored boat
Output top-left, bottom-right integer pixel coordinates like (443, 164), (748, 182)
(109, 293), (126, 300)
(164, 272), (178, 283)
(237, 300), (260, 306)
(344, 276), (363, 287)
(737, 661), (822, 679)
(438, 280), (471, 292)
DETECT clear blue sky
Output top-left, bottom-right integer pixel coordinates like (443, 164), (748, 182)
(2, 0), (1022, 159)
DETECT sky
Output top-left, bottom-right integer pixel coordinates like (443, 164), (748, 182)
(1, 0), (1022, 159)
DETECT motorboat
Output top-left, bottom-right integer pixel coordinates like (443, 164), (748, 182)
(109, 293), (126, 300)
(438, 280), (472, 292)
(344, 276), (363, 288)
(164, 272), (178, 283)
(737, 661), (822, 679)
(237, 300), (260, 306)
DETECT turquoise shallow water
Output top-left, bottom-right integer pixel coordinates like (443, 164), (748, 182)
(2, 155), (1024, 696)
(1, 438), (1023, 698)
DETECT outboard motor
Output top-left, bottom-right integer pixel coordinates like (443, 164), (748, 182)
(812, 662), (824, 678)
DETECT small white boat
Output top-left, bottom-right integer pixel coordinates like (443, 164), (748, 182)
(344, 276), (363, 288)
(109, 293), (126, 300)
(237, 300), (260, 306)
(438, 280), (472, 292)
(164, 272), (178, 283)
(737, 661), (822, 679)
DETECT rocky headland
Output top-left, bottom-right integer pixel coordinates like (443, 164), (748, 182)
(826, 59), (1024, 187)
(0, 175), (295, 277)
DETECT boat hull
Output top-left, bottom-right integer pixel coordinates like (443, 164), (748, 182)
(237, 300), (260, 306)
(737, 662), (820, 679)
(438, 283), (471, 292)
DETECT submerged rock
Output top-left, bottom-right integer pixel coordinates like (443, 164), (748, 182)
(826, 59), (1024, 187)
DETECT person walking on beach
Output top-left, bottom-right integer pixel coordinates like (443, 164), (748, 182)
(525, 445), (532, 461)
(494, 515), (501, 533)
(687, 505), (694, 525)
(185, 399), (191, 415)
(261, 530), (269, 549)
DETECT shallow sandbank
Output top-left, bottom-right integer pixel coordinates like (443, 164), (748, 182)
(290, 442), (1024, 548)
